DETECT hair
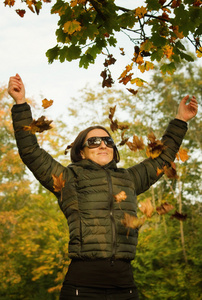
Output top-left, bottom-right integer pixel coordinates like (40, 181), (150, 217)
(70, 125), (120, 163)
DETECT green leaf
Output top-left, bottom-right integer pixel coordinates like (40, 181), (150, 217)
(151, 49), (164, 62)
(160, 62), (176, 75)
(146, 0), (161, 11)
(118, 13), (137, 29)
(151, 33), (167, 47)
(79, 54), (94, 69)
(107, 36), (117, 47)
(46, 45), (60, 64)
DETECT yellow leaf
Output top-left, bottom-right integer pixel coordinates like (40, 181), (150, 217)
(130, 77), (146, 86)
(138, 61), (154, 73)
(63, 20), (81, 34)
(196, 47), (202, 58)
(135, 6), (147, 18)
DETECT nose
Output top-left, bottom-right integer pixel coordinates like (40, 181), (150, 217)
(99, 140), (107, 148)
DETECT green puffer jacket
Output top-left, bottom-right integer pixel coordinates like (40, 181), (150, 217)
(12, 103), (188, 261)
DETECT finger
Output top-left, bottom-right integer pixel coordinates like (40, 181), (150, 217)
(181, 95), (189, 104)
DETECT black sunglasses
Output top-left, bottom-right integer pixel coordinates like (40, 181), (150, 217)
(83, 136), (115, 149)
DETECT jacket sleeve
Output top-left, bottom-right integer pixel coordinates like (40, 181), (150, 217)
(127, 119), (188, 196)
(11, 102), (66, 195)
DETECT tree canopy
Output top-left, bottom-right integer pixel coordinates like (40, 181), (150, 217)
(4, 0), (202, 88)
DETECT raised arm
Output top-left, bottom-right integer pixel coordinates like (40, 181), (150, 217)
(8, 73), (26, 105)
(175, 95), (198, 122)
(128, 95), (198, 196)
(8, 74), (65, 195)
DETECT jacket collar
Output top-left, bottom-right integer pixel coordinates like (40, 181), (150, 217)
(70, 159), (117, 170)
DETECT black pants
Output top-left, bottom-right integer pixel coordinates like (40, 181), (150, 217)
(59, 285), (139, 300)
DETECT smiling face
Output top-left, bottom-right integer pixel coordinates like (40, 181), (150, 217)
(80, 129), (114, 166)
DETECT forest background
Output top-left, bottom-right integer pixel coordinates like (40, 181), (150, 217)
(1, 0), (202, 299)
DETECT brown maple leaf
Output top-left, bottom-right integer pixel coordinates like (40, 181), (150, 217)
(164, 162), (178, 179)
(42, 98), (54, 109)
(156, 202), (174, 215)
(139, 198), (154, 218)
(103, 54), (116, 67)
(126, 88), (138, 95)
(23, 116), (53, 134)
(126, 134), (145, 152)
(171, 211), (187, 221)
(121, 213), (145, 229)
(100, 69), (114, 88)
(52, 173), (65, 193)
(64, 142), (74, 155)
(119, 130), (129, 146)
(113, 191), (127, 203)
(109, 105), (116, 121)
(16, 9), (26, 17)
(146, 132), (166, 159)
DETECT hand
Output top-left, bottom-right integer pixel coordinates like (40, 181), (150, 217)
(175, 95), (198, 122)
(8, 73), (26, 104)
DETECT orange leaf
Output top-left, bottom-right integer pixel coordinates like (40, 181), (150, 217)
(42, 98), (53, 109)
(52, 173), (65, 193)
(121, 213), (145, 229)
(139, 198), (154, 218)
(126, 135), (145, 152)
(176, 148), (189, 162)
(157, 167), (164, 176)
(113, 191), (127, 203)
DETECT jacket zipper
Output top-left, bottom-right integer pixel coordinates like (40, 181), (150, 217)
(105, 169), (116, 259)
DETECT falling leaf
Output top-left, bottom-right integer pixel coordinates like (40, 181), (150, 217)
(121, 213), (145, 229)
(16, 9), (26, 17)
(4, 0), (15, 7)
(164, 163), (178, 179)
(156, 202), (174, 215)
(156, 167), (164, 176)
(139, 198), (154, 218)
(126, 135), (145, 152)
(42, 98), (54, 109)
(126, 88), (138, 95)
(109, 105), (116, 120)
(176, 148), (189, 162)
(171, 211), (187, 221)
(113, 191), (127, 203)
(52, 173), (65, 193)
(120, 47), (125, 55)
(119, 130), (129, 146)
(23, 116), (53, 134)
(146, 132), (166, 159)
(118, 124), (129, 131)
(64, 142), (74, 155)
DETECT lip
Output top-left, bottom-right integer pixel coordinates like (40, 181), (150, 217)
(97, 152), (108, 155)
